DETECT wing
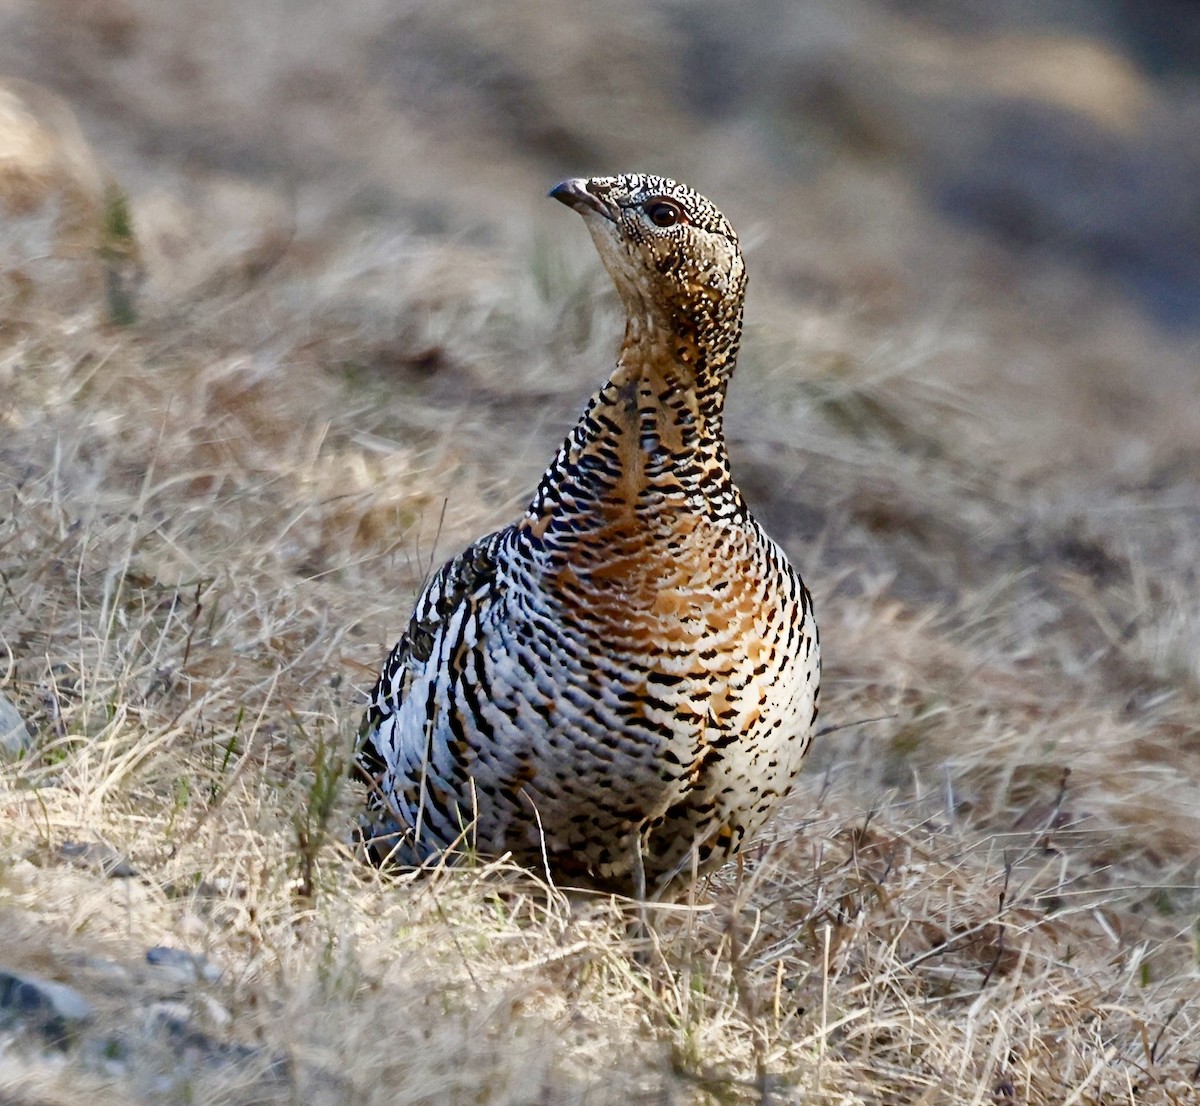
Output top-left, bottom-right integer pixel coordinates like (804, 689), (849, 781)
(354, 529), (506, 842)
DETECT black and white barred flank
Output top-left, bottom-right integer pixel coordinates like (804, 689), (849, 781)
(357, 174), (820, 896)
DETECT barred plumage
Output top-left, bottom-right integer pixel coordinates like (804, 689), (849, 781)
(356, 173), (820, 896)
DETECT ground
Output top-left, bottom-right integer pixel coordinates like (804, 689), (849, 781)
(1, 2), (1198, 1103)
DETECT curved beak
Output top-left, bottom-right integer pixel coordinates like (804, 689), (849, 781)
(548, 178), (617, 221)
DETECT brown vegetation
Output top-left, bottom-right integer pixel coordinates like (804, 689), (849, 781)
(1, 1), (1198, 1102)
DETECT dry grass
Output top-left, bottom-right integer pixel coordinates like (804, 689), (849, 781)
(2, 2), (1200, 1102)
(2, 230), (1197, 1106)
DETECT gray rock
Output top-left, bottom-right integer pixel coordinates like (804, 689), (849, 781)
(145, 946), (221, 984)
(143, 1000), (274, 1074)
(0, 693), (32, 760)
(58, 840), (138, 878)
(0, 969), (93, 1045)
(145, 999), (193, 1032)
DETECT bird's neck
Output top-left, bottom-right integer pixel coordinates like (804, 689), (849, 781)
(604, 319), (731, 464)
(523, 312), (745, 546)
(612, 309), (736, 426)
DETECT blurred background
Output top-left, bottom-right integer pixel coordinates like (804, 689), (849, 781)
(4, 0), (1199, 466)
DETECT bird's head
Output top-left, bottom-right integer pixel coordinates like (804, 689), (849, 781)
(549, 173), (746, 349)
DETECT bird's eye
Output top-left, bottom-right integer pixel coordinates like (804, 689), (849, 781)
(644, 200), (684, 228)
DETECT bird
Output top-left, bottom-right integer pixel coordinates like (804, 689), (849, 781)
(356, 173), (820, 898)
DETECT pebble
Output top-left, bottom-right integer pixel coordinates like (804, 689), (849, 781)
(145, 946), (221, 984)
(0, 969), (93, 1044)
(145, 999), (192, 1031)
(0, 693), (32, 760)
(145, 1000), (262, 1068)
(58, 839), (139, 873)
(58, 841), (139, 878)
